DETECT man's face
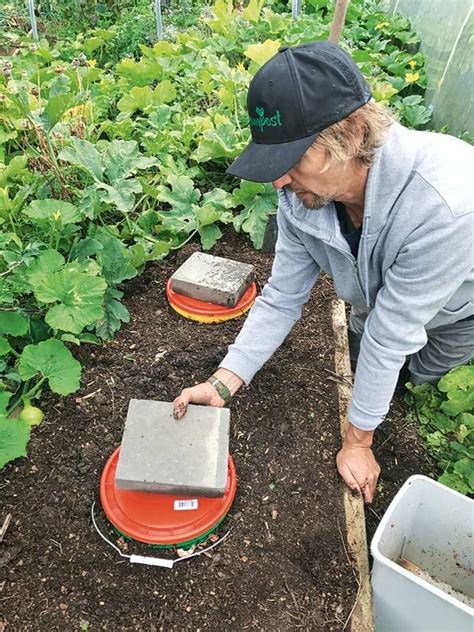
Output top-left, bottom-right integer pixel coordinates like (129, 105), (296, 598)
(271, 145), (345, 210)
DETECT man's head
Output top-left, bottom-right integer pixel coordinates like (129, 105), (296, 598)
(226, 41), (392, 204)
(272, 100), (394, 209)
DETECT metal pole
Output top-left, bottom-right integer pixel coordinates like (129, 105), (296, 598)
(27, 0), (39, 41)
(292, 0), (302, 19)
(154, 0), (163, 40)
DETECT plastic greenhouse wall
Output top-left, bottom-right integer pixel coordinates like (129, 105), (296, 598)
(383, 0), (474, 136)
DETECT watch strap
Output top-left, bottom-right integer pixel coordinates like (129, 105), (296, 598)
(207, 375), (232, 405)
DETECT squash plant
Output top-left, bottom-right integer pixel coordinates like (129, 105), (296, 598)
(406, 363), (474, 495)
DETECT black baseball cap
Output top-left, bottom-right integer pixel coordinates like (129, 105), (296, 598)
(226, 40), (372, 183)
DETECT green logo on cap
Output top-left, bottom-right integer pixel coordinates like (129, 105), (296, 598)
(249, 106), (282, 131)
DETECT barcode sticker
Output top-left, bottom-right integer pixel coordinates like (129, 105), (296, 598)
(174, 499), (199, 511)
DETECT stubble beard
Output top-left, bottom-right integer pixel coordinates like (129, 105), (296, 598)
(288, 188), (336, 210)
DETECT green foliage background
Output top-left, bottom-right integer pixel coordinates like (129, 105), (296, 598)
(405, 363), (474, 495)
(0, 0), (470, 485)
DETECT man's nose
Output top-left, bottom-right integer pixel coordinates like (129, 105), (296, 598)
(272, 173), (292, 189)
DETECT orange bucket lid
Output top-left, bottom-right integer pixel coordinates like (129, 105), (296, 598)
(166, 279), (257, 323)
(100, 447), (237, 546)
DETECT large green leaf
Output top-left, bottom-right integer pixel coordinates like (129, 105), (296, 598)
(244, 39), (281, 66)
(196, 204), (222, 227)
(0, 155), (28, 187)
(191, 117), (245, 162)
(153, 80), (176, 106)
(96, 179), (142, 213)
(453, 457), (474, 490)
(370, 80), (399, 103)
(39, 93), (82, 132)
(206, 0), (235, 34)
(0, 310), (29, 336)
(148, 241), (171, 261)
(117, 81), (176, 113)
(232, 181), (277, 249)
(202, 188), (234, 209)
(103, 140), (158, 181)
(439, 365), (474, 416)
(59, 138), (104, 182)
(23, 199), (82, 225)
(117, 86), (155, 113)
(158, 208), (197, 235)
(199, 224), (222, 250)
(0, 337), (11, 356)
(156, 175), (201, 213)
(0, 416), (31, 469)
(438, 471), (471, 495)
(94, 233), (137, 285)
(116, 58), (164, 86)
(402, 105), (432, 129)
(69, 237), (104, 263)
(32, 265), (107, 334)
(242, 0), (265, 23)
(147, 105), (173, 130)
(95, 288), (130, 340)
(27, 250), (65, 288)
(18, 339), (81, 395)
(48, 74), (72, 98)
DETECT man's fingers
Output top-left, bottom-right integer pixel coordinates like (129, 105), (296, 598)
(363, 460), (381, 504)
(337, 446), (381, 504)
(360, 469), (380, 504)
(338, 462), (362, 497)
(173, 383), (217, 419)
(173, 391), (190, 419)
(361, 479), (373, 504)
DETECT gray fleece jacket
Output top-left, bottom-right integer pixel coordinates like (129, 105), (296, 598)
(219, 122), (474, 430)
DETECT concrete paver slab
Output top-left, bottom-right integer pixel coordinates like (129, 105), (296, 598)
(115, 399), (230, 497)
(170, 252), (254, 307)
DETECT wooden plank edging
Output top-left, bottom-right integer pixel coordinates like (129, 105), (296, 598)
(331, 299), (375, 632)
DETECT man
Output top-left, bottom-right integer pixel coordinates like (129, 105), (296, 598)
(173, 41), (474, 503)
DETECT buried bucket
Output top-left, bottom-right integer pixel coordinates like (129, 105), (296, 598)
(92, 448), (237, 568)
(166, 278), (257, 323)
(166, 252), (257, 323)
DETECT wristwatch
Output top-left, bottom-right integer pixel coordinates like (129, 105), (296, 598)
(207, 375), (232, 405)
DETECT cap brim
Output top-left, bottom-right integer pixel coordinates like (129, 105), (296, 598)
(225, 132), (319, 183)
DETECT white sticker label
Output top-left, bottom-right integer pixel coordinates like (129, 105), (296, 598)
(174, 499), (199, 511)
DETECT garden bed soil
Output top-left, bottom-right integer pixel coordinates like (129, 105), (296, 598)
(0, 232), (434, 631)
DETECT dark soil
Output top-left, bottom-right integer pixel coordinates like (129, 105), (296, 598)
(0, 232), (435, 631)
(1, 234), (356, 632)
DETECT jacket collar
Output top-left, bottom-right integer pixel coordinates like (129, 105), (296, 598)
(363, 122), (419, 234)
(279, 122), (419, 238)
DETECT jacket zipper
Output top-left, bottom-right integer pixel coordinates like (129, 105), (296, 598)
(281, 190), (369, 305)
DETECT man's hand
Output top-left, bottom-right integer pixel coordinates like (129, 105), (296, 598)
(336, 424), (381, 504)
(173, 382), (225, 419)
(173, 368), (243, 419)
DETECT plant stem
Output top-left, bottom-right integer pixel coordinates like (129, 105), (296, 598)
(169, 229), (198, 250)
(45, 132), (61, 174)
(233, 95), (242, 132)
(22, 376), (47, 403)
(6, 376), (46, 416)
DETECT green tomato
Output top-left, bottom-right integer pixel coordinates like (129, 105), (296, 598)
(19, 405), (44, 427)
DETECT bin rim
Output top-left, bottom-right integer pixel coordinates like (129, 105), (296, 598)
(370, 474), (474, 614)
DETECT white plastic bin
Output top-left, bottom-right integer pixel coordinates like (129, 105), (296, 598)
(371, 475), (474, 632)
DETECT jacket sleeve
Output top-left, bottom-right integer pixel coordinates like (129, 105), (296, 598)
(348, 212), (474, 430)
(219, 203), (320, 384)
